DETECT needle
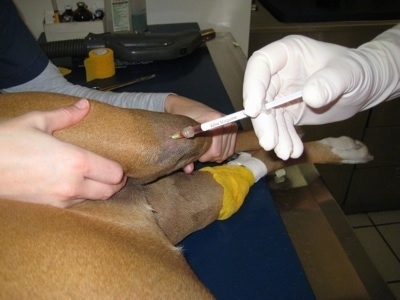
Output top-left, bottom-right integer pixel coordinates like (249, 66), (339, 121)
(92, 74), (156, 91)
(171, 91), (302, 139)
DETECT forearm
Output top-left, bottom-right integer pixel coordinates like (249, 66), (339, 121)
(1, 62), (168, 112)
(357, 24), (400, 110)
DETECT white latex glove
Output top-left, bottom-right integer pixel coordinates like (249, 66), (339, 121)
(243, 24), (400, 160)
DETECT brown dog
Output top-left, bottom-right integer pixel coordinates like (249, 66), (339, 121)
(0, 92), (372, 298)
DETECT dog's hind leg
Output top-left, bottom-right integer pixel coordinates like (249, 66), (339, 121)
(143, 171), (224, 244)
(143, 154), (268, 244)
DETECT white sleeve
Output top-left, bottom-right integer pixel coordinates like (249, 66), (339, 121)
(357, 23), (400, 109)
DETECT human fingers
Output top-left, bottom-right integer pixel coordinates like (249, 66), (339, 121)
(54, 151), (126, 207)
(41, 100), (126, 188)
(46, 145), (126, 207)
(75, 176), (127, 202)
(77, 145), (126, 186)
(272, 109), (294, 160)
(301, 42), (366, 109)
(220, 123), (238, 160)
(213, 123), (237, 162)
(251, 110), (279, 151)
(198, 123), (237, 163)
(243, 42), (288, 117)
(182, 163), (195, 174)
(251, 108), (303, 160)
(303, 63), (351, 109)
(50, 173), (126, 208)
(36, 99), (91, 133)
(274, 111), (304, 159)
(286, 120), (304, 159)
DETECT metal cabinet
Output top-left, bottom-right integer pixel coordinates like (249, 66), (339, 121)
(345, 100), (400, 213)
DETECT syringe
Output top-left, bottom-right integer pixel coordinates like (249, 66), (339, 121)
(171, 90), (302, 139)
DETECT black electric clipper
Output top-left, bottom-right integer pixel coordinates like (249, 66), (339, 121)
(40, 28), (216, 62)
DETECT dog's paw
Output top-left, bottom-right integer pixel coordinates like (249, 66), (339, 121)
(320, 136), (374, 164)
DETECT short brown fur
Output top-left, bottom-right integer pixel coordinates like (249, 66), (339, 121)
(0, 92), (370, 299)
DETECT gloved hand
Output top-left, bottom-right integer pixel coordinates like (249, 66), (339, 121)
(243, 24), (400, 160)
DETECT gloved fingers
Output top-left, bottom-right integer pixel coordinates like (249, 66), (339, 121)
(243, 42), (288, 117)
(273, 109), (294, 160)
(284, 113), (304, 159)
(251, 108), (305, 160)
(251, 110), (279, 151)
(265, 108), (304, 160)
(303, 54), (361, 108)
(265, 76), (282, 103)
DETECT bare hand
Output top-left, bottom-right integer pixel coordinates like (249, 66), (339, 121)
(0, 99), (126, 207)
(164, 95), (237, 173)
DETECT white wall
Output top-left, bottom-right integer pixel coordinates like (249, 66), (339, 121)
(13, 0), (251, 55)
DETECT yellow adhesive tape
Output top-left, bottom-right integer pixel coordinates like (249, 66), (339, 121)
(200, 165), (255, 220)
(58, 67), (71, 76)
(84, 48), (116, 82)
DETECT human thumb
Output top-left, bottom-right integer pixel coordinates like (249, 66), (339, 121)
(303, 62), (353, 109)
(43, 99), (91, 133)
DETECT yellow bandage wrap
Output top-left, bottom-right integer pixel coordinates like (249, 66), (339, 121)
(200, 165), (255, 220)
